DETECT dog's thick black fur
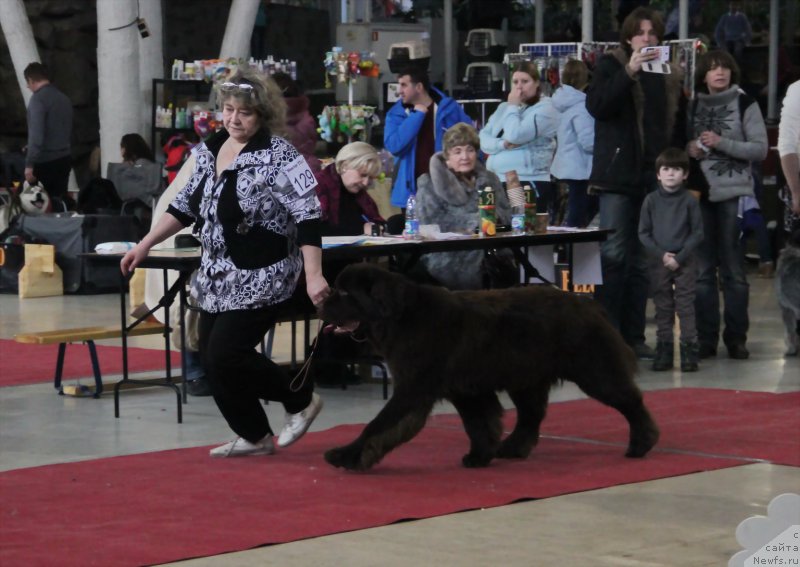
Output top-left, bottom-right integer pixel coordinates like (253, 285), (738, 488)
(320, 264), (660, 471)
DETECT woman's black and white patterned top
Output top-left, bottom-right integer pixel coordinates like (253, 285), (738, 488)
(167, 129), (321, 313)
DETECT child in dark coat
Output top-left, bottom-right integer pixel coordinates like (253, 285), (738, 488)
(639, 148), (704, 371)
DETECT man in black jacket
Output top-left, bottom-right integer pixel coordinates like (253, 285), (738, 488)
(586, 7), (684, 359)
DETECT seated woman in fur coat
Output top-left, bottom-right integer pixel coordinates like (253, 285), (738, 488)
(416, 123), (511, 289)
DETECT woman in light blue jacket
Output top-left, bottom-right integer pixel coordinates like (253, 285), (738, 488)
(479, 61), (558, 219)
(550, 60), (597, 227)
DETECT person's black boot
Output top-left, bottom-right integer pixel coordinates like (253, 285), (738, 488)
(652, 341), (674, 371)
(680, 341), (699, 372)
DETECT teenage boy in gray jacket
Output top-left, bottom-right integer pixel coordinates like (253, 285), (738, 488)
(639, 148), (704, 372)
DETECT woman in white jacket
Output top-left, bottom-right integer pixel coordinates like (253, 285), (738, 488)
(550, 60), (596, 227)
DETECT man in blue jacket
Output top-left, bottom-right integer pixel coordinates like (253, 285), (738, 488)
(384, 67), (471, 208)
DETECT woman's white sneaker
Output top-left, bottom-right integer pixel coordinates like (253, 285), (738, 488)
(209, 434), (275, 458)
(277, 393), (323, 447)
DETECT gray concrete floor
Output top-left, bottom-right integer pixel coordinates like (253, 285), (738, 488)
(0, 273), (798, 566)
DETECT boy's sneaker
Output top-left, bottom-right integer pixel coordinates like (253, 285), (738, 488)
(209, 434), (275, 458)
(277, 393), (323, 448)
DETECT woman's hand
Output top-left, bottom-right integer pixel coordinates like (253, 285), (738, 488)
(699, 130), (721, 149)
(503, 141), (521, 150)
(507, 90), (521, 105)
(120, 243), (151, 275)
(305, 272), (330, 307)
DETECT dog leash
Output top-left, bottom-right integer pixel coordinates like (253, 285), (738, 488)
(287, 319), (368, 391)
(288, 319), (323, 392)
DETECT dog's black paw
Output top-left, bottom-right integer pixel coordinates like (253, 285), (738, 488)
(324, 445), (368, 471)
(625, 424), (660, 458)
(461, 451), (492, 468)
(496, 435), (535, 459)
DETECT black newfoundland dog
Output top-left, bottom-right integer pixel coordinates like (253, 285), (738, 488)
(320, 264), (659, 471)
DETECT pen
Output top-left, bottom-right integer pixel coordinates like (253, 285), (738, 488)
(361, 215), (370, 223)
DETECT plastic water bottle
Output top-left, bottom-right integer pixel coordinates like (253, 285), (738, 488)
(404, 194), (420, 240)
(511, 205), (525, 235)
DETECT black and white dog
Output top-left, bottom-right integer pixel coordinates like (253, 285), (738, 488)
(776, 230), (800, 356)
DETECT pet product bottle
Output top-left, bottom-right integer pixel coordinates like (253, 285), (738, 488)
(479, 186), (496, 237)
(403, 193), (420, 240)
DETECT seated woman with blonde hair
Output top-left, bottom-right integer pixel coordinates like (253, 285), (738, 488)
(417, 123), (511, 289)
(314, 141), (385, 236)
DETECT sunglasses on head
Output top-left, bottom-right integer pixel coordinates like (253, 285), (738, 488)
(219, 82), (255, 97)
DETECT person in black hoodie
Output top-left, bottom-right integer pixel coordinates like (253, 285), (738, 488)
(586, 6), (685, 360)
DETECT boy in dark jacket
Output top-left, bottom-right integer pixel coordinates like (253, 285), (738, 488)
(638, 148), (704, 371)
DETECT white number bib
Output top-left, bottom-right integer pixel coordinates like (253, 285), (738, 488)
(284, 156), (318, 197)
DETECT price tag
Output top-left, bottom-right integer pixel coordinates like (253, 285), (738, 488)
(284, 156), (318, 197)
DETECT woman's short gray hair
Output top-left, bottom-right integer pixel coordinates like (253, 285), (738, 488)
(218, 68), (287, 136)
(443, 123), (479, 156)
(335, 142), (381, 177)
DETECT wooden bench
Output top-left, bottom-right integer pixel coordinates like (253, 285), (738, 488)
(14, 321), (167, 398)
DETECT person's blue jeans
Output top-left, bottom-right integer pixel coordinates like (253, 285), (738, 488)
(695, 198), (750, 348)
(564, 179), (598, 227)
(595, 191), (651, 346)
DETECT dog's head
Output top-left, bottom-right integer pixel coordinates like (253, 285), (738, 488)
(320, 264), (416, 332)
(19, 181), (51, 216)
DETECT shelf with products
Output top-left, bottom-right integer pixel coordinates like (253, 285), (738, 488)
(150, 79), (215, 151)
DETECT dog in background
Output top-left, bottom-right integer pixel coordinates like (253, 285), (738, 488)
(776, 229), (800, 356)
(320, 264), (659, 471)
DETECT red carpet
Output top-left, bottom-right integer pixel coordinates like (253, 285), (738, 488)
(0, 389), (797, 566)
(0, 339), (181, 387)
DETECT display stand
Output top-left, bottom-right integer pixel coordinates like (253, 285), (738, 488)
(150, 79), (213, 152)
(506, 42), (618, 97)
(506, 39), (703, 98)
(319, 47), (381, 144)
(317, 104), (379, 144)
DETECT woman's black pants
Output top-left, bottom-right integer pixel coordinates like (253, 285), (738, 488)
(198, 305), (313, 443)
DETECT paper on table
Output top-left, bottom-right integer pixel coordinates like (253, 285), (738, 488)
(321, 236), (366, 248)
(321, 235), (409, 248)
(572, 242), (603, 285)
(526, 246), (556, 284)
